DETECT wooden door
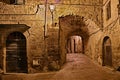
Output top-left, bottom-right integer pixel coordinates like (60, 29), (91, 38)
(103, 37), (112, 67)
(6, 32), (27, 73)
(104, 46), (112, 66)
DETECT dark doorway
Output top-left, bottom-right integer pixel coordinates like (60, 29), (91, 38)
(102, 36), (112, 67)
(6, 32), (28, 73)
(66, 36), (83, 53)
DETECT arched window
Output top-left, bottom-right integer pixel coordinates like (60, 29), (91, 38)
(106, 1), (111, 20)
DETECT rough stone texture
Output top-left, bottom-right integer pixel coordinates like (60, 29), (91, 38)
(59, 15), (102, 65)
(1, 54), (120, 80)
(0, 0), (45, 73)
(51, 54), (120, 80)
(102, 0), (120, 69)
(0, 0), (103, 73)
(46, 27), (60, 71)
(0, 0), (119, 75)
(67, 36), (82, 53)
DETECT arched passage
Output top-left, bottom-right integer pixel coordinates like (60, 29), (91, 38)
(102, 36), (112, 67)
(59, 15), (90, 64)
(6, 32), (28, 73)
(66, 35), (83, 53)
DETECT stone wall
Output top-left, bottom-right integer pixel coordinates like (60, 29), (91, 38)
(0, 0), (45, 73)
(102, 0), (120, 69)
(59, 14), (103, 65)
(0, 0), (112, 73)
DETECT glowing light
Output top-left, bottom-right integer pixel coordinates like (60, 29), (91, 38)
(49, 4), (55, 12)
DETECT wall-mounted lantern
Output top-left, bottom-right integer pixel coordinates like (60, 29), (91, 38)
(49, 4), (55, 26)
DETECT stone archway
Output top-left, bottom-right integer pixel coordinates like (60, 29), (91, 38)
(102, 36), (112, 67)
(6, 32), (28, 73)
(59, 15), (100, 65)
(66, 35), (83, 53)
(59, 15), (90, 65)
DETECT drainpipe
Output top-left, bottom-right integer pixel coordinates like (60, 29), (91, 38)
(44, 0), (48, 57)
(44, 0), (48, 39)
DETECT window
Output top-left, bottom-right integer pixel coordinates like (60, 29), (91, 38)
(10, 0), (15, 4)
(106, 1), (111, 20)
(10, 0), (25, 5)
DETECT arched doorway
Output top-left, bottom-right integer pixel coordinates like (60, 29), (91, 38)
(66, 36), (83, 53)
(6, 32), (28, 73)
(102, 36), (112, 67)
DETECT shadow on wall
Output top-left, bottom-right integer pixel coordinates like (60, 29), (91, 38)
(0, 0), (13, 4)
(117, 66), (120, 71)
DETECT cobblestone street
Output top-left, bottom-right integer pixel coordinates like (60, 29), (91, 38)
(50, 54), (120, 80)
(2, 53), (120, 80)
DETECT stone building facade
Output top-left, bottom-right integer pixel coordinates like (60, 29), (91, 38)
(0, 0), (119, 74)
(102, 0), (120, 69)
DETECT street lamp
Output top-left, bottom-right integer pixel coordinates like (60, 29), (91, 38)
(49, 4), (55, 26)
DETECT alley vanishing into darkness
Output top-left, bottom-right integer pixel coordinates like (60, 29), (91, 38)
(2, 53), (120, 80)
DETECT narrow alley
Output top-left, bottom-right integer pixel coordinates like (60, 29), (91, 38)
(0, 0), (120, 80)
(2, 53), (120, 80)
(50, 53), (120, 80)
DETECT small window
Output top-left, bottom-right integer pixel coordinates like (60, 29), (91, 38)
(106, 1), (111, 20)
(10, 0), (25, 5)
(10, 0), (15, 4)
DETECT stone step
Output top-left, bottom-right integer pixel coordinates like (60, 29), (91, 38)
(1, 72), (56, 80)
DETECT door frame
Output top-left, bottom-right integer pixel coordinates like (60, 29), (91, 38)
(102, 36), (112, 67)
(5, 32), (28, 73)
